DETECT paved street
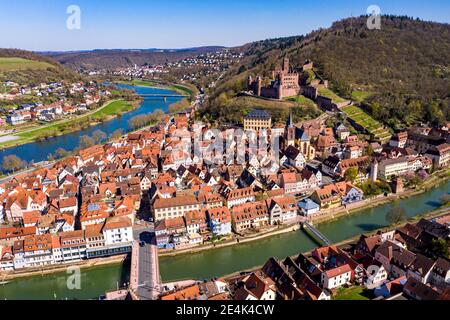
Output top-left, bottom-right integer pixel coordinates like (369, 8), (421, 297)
(130, 227), (160, 300)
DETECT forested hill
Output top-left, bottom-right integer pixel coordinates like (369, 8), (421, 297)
(207, 16), (450, 128)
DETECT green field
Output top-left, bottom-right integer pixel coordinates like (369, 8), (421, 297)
(334, 286), (372, 300)
(119, 79), (159, 87)
(351, 90), (373, 102)
(0, 57), (54, 72)
(285, 95), (319, 108)
(89, 100), (134, 117)
(342, 105), (391, 142)
(318, 87), (347, 103)
(169, 83), (198, 97)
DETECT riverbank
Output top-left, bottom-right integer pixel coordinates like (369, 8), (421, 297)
(2, 204), (447, 285)
(0, 99), (140, 150)
(159, 223), (301, 258)
(0, 180), (448, 299)
(4, 172), (444, 280)
(221, 206), (450, 281)
(312, 168), (450, 225)
(116, 79), (197, 98)
(0, 253), (129, 281)
(155, 170), (449, 258)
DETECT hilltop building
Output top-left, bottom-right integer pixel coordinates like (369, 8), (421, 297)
(248, 58), (301, 100)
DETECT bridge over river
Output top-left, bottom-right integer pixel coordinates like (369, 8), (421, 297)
(140, 93), (188, 97)
(128, 230), (161, 300)
(302, 221), (332, 246)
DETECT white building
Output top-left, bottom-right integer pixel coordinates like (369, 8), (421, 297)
(321, 264), (352, 290)
(153, 196), (200, 221)
(102, 217), (133, 246)
(226, 187), (255, 209)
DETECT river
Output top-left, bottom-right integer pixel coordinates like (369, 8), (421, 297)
(0, 84), (183, 170)
(0, 180), (448, 300)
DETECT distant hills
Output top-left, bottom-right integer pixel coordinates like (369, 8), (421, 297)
(204, 15), (450, 128)
(44, 46), (226, 70)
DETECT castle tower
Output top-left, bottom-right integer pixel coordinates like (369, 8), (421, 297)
(256, 76), (262, 96)
(283, 57), (290, 74)
(370, 158), (378, 182)
(277, 75), (283, 100)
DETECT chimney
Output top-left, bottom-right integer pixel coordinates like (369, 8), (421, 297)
(388, 245), (393, 259)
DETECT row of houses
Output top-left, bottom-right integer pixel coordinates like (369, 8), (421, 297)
(157, 216), (450, 300)
(153, 194), (298, 249)
(2, 81), (107, 125)
(0, 216), (132, 271)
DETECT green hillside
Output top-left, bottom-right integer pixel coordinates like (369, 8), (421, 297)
(0, 49), (80, 85)
(342, 105), (392, 142)
(0, 57), (54, 72)
(203, 16), (450, 129)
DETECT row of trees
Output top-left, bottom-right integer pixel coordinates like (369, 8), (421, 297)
(78, 129), (107, 149)
(1, 155), (26, 173)
(128, 109), (164, 130)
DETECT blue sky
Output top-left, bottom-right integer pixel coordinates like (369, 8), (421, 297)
(0, 0), (449, 51)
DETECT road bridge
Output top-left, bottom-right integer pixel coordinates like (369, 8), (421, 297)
(129, 232), (161, 300)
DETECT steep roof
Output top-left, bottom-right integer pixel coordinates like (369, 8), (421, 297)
(245, 109), (271, 120)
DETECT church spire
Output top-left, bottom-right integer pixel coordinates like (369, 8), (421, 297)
(289, 108), (293, 128)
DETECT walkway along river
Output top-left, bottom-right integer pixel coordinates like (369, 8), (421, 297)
(0, 84), (183, 171)
(0, 180), (448, 300)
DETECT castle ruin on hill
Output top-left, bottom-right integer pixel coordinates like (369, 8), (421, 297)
(248, 58), (302, 100)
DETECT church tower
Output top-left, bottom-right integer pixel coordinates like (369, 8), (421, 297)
(286, 109), (295, 147)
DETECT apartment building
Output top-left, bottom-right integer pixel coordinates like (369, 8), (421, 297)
(152, 195), (200, 221)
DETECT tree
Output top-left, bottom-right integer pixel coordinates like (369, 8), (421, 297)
(55, 148), (69, 159)
(128, 115), (147, 129)
(92, 130), (107, 144)
(429, 239), (449, 259)
(111, 129), (124, 140)
(366, 144), (374, 156)
(237, 65), (247, 74)
(169, 99), (190, 114)
(79, 135), (95, 149)
(344, 167), (359, 183)
(386, 206), (407, 225)
(408, 175), (422, 188)
(2, 155), (25, 172)
(153, 109), (164, 118)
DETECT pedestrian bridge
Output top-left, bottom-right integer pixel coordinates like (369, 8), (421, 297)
(302, 221), (331, 246)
